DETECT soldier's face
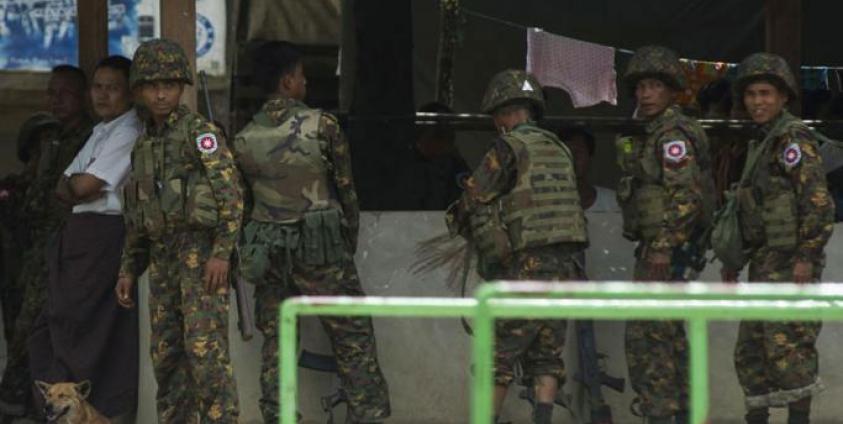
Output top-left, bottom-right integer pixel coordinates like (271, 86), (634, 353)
(47, 73), (86, 124)
(635, 78), (674, 119)
(91, 67), (132, 123)
(136, 80), (184, 120)
(282, 63), (307, 101)
(743, 81), (788, 124)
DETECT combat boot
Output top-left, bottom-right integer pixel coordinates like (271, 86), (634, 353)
(787, 397), (811, 424)
(745, 407), (769, 424)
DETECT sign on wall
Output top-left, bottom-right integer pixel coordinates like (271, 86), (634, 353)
(0, 0), (226, 75)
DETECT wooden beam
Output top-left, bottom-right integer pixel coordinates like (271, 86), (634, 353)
(160, 0), (197, 110)
(77, 0), (108, 79)
(765, 0), (802, 113)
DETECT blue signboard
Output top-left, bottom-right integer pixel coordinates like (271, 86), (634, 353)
(0, 0), (225, 73)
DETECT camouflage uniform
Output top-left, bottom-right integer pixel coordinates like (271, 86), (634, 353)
(234, 97), (390, 423)
(446, 70), (587, 388)
(0, 112), (87, 413)
(617, 46), (715, 420)
(730, 53), (834, 412)
(119, 39), (243, 423)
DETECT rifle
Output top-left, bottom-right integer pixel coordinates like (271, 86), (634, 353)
(299, 350), (347, 424)
(574, 320), (624, 424)
(198, 71), (255, 341)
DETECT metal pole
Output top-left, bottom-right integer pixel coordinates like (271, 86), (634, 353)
(471, 285), (496, 423)
(688, 318), (710, 424)
(280, 301), (300, 424)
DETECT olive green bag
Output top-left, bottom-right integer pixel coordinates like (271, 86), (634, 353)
(711, 118), (790, 270)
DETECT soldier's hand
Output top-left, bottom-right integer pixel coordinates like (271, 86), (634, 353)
(793, 260), (813, 284)
(646, 250), (671, 281)
(721, 268), (739, 283)
(115, 276), (135, 309)
(204, 257), (230, 293)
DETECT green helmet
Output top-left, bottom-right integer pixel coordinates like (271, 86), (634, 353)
(734, 52), (798, 100)
(481, 70), (545, 116)
(623, 46), (685, 91)
(130, 38), (194, 89)
(17, 112), (60, 163)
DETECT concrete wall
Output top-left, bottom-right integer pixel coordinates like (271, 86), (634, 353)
(3, 211), (843, 423)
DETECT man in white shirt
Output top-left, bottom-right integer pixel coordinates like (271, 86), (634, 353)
(28, 56), (141, 423)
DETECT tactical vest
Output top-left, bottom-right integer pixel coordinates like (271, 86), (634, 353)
(497, 125), (587, 251)
(235, 107), (340, 223)
(123, 113), (219, 236)
(616, 112), (715, 241)
(736, 113), (803, 251)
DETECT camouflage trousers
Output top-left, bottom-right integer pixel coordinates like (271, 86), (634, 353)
(252, 244), (390, 423)
(146, 231), (239, 423)
(489, 243), (584, 386)
(734, 251), (825, 409)
(0, 245), (47, 406)
(624, 256), (689, 418)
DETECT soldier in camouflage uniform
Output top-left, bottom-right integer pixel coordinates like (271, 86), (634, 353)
(723, 53), (834, 424)
(234, 41), (390, 424)
(114, 39), (243, 423)
(616, 46), (716, 424)
(446, 70), (588, 424)
(0, 66), (92, 417)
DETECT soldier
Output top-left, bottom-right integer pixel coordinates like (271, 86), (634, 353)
(446, 69), (588, 424)
(0, 65), (92, 418)
(233, 41), (390, 424)
(723, 53), (834, 424)
(616, 46), (715, 424)
(113, 39), (243, 423)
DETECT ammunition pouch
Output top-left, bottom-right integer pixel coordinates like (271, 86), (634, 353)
(468, 202), (512, 265)
(761, 188), (798, 251)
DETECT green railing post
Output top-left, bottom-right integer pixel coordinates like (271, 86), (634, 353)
(688, 317), (709, 424)
(471, 285), (496, 424)
(280, 300), (300, 424)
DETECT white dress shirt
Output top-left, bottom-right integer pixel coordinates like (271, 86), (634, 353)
(64, 108), (142, 215)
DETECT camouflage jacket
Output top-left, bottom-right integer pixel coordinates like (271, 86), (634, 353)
(23, 117), (92, 243)
(620, 106), (710, 252)
(119, 106), (244, 279)
(752, 113), (834, 262)
(234, 97), (360, 244)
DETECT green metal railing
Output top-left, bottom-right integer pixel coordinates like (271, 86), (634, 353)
(279, 282), (843, 424)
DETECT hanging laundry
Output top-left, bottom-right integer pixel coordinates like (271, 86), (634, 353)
(676, 60), (731, 107)
(526, 28), (617, 108)
(802, 68), (830, 91)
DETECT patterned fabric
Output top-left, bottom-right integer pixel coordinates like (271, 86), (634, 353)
(129, 38), (194, 88)
(734, 53), (798, 100)
(146, 231), (239, 423)
(625, 258), (689, 418)
(251, 245), (390, 422)
(119, 105), (244, 278)
(488, 244), (584, 386)
(526, 28), (617, 107)
(480, 69), (545, 114)
(623, 46), (686, 91)
(676, 60), (731, 107)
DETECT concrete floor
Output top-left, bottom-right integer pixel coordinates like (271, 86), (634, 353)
(3, 211), (843, 423)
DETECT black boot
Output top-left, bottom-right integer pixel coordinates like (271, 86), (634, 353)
(745, 407), (769, 424)
(788, 397), (811, 424)
(674, 410), (689, 424)
(533, 402), (553, 424)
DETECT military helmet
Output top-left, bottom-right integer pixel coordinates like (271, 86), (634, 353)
(481, 69), (545, 116)
(129, 38), (194, 88)
(17, 112), (60, 163)
(623, 46), (686, 91)
(733, 52), (798, 101)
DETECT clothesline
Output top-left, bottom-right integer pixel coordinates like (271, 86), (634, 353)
(462, 8), (843, 71)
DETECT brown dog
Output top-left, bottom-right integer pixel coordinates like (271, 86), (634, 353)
(35, 381), (110, 424)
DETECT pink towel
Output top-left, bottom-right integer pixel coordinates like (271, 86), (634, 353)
(526, 28), (617, 108)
